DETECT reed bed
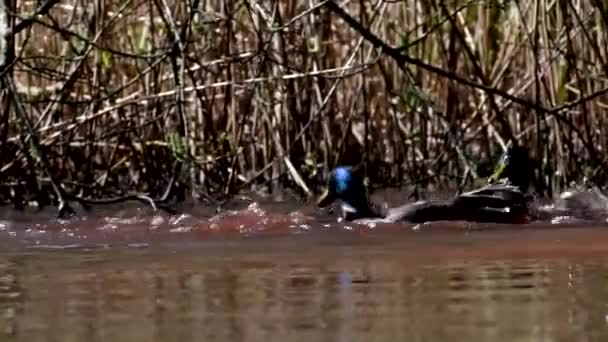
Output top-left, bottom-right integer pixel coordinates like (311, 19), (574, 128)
(0, 0), (607, 213)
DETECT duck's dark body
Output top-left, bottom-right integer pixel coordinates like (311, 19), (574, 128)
(387, 198), (527, 224)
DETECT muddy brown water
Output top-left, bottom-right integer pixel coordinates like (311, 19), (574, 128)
(0, 200), (608, 341)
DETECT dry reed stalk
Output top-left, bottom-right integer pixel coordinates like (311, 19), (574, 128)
(0, 0), (606, 213)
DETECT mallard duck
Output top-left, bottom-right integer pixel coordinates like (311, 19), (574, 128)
(489, 146), (608, 222)
(317, 166), (531, 224)
(488, 145), (535, 193)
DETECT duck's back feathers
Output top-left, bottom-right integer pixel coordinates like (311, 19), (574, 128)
(458, 183), (532, 208)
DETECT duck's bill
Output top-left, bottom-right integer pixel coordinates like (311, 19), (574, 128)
(488, 157), (507, 183)
(316, 189), (335, 207)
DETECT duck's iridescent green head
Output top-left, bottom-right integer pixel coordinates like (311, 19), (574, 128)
(489, 146), (532, 192)
(317, 166), (371, 215)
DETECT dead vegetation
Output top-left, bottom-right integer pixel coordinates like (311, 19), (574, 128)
(0, 0), (607, 215)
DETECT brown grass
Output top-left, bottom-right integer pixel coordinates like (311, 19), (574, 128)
(0, 0), (607, 212)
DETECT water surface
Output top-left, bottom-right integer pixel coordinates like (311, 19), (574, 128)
(0, 202), (607, 341)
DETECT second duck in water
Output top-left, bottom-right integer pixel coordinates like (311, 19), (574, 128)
(488, 145), (608, 222)
(317, 166), (531, 224)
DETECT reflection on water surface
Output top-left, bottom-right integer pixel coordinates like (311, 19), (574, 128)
(0, 232), (606, 342)
(0, 202), (607, 341)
